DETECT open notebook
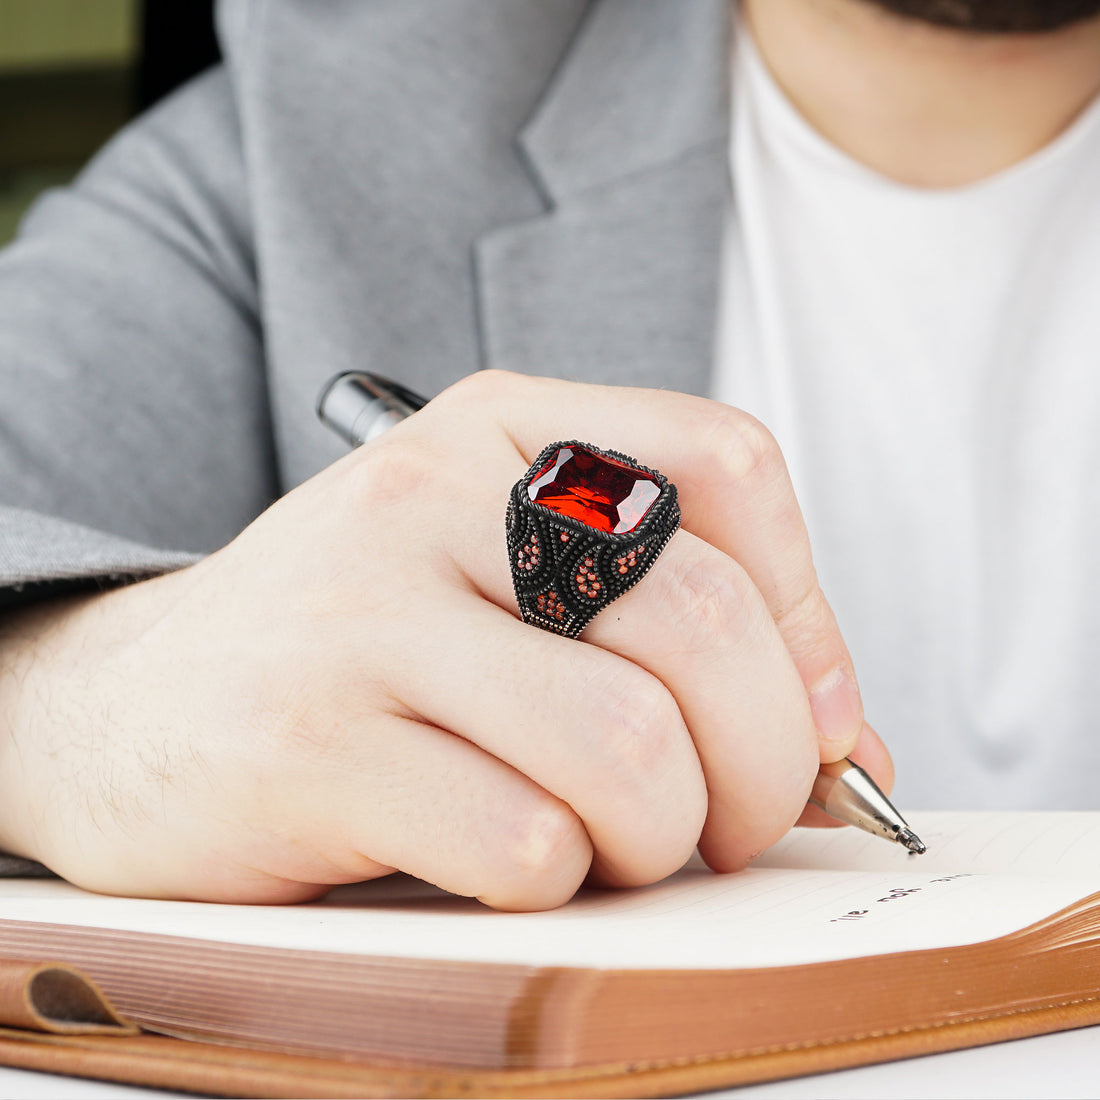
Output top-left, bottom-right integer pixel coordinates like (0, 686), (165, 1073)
(1, 811), (1100, 1094)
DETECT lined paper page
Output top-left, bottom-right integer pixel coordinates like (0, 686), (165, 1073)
(756, 811), (1100, 875)
(1, 813), (1096, 970)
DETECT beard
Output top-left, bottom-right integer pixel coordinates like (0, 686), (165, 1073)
(863, 1), (1100, 31)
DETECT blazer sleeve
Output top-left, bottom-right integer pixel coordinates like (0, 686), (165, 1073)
(0, 64), (280, 607)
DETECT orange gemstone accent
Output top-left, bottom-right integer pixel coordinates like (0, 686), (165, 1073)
(535, 590), (565, 622)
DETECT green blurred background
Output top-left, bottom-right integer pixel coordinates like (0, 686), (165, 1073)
(0, 0), (217, 244)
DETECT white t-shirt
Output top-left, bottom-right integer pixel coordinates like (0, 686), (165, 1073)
(713, 24), (1100, 809)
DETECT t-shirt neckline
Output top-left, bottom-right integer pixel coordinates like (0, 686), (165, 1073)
(734, 14), (1100, 200)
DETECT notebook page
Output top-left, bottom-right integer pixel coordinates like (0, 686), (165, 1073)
(0, 812), (1096, 970)
(756, 811), (1100, 875)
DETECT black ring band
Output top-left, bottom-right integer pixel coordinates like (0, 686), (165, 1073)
(506, 441), (681, 638)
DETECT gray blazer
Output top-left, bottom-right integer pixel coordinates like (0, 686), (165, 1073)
(0, 0), (730, 598)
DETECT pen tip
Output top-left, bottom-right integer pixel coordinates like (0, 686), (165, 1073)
(898, 827), (927, 855)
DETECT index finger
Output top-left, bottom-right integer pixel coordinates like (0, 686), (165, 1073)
(480, 371), (868, 760)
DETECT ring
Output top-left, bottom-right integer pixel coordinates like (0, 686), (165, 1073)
(506, 441), (680, 638)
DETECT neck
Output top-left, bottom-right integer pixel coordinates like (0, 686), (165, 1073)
(741, 0), (1100, 187)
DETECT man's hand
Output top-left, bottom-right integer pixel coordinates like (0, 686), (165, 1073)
(0, 372), (892, 910)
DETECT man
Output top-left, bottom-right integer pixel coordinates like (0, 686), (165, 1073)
(0, 0), (1097, 909)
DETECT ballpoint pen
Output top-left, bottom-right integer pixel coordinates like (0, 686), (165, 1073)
(316, 370), (926, 855)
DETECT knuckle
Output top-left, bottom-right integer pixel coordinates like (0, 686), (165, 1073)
(437, 367), (521, 410)
(342, 438), (435, 513)
(701, 406), (783, 487)
(583, 664), (686, 778)
(660, 552), (763, 650)
(776, 585), (846, 666)
(500, 796), (587, 883)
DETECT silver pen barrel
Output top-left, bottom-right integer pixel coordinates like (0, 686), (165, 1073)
(810, 759), (925, 853)
(316, 371), (427, 447)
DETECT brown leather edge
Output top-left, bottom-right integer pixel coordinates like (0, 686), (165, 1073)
(0, 996), (1099, 1098)
(0, 960), (137, 1036)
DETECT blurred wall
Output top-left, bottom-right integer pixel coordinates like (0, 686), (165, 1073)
(0, 0), (217, 243)
(0, 0), (136, 69)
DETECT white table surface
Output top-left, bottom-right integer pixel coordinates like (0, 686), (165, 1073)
(1, 1025), (1097, 1100)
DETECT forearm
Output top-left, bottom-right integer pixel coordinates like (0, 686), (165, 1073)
(0, 68), (281, 873)
(0, 594), (89, 864)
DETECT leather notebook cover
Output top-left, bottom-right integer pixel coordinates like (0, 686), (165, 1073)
(2, 957), (1100, 1098)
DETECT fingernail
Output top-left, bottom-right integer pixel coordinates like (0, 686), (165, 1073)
(809, 667), (863, 749)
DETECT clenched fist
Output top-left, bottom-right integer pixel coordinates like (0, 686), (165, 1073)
(0, 372), (891, 910)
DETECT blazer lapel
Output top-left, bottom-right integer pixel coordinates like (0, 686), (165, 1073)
(475, 0), (730, 396)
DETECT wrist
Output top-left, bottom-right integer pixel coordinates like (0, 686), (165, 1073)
(0, 593), (99, 862)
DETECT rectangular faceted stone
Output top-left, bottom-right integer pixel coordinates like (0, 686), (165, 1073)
(527, 445), (659, 534)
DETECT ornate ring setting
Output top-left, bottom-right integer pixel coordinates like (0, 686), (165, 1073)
(506, 441), (680, 638)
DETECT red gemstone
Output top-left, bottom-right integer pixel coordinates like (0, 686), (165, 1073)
(527, 446), (660, 534)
